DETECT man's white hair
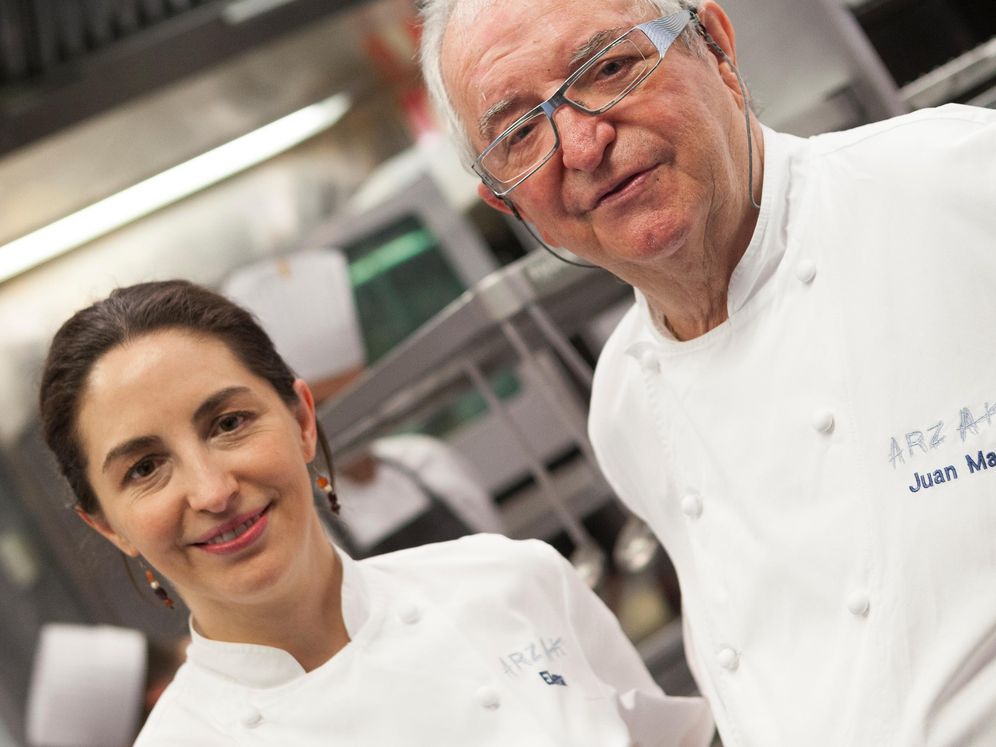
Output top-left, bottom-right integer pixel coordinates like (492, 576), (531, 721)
(418, 0), (701, 168)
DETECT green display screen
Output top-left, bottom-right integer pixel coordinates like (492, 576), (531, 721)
(340, 214), (520, 438)
(342, 215), (465, 363)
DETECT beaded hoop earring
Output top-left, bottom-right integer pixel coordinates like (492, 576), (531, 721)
(140, 560), (175, 609)
(316, 473), (340, 514)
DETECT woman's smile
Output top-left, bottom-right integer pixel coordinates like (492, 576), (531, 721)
(192, 503), (272, 555)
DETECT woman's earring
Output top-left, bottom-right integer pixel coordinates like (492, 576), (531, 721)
(141, 560), (175, 609)
(316, 473), (339, 514)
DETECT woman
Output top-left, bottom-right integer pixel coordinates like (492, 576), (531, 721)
(39, 280), (712, 746)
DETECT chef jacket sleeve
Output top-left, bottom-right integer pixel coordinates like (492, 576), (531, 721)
(532, 540), (715, 746)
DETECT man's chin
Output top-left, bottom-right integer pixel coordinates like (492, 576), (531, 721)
(593, 216), (691, 268)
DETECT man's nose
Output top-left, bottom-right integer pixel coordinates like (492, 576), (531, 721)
(554, 106), (615, 172)
(184, 452), (238, 513)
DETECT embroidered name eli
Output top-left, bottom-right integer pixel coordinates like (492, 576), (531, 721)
(499, 636), (566, 677)
(539, 671), (567, 686)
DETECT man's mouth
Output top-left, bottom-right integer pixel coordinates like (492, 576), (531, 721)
(591, 166), (655, 210)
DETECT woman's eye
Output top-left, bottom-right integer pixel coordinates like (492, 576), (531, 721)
(126, 457), (160, 484)
(218, 412), (242, 433)
(214, 412), (251, 435)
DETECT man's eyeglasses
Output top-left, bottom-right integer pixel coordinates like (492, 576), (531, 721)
(473, 10), (694, 197)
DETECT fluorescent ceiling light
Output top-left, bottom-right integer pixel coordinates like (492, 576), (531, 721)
(0, 91), (351, 284)
(222, 0), (299, 25)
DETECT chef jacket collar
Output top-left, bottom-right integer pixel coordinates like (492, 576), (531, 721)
(185, 545), (370, 689)
(633, 125), (799, 345)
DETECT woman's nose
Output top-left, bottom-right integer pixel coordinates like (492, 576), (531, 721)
(554, 107), (615, 172)
(184, 453), (238, 513)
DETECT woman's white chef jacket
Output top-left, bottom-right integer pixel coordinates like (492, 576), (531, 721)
(589, 104), (996, 747)
(135, 534), (713, 746)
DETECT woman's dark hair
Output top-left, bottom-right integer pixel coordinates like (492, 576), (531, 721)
(39, 279), (338, 515)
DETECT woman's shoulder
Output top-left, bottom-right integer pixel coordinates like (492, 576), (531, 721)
(134, 663), (237, 746)
(360, 534), (570, 592)
(358, 535), (577, 626)
(363, 533), (562, 569)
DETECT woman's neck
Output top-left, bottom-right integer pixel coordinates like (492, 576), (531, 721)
(190, 529), (350, 672)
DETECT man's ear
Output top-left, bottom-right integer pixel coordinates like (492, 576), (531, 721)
(75, 506), (139, 557)
(292, 378), (319, 464)
(696, 2), (746, 106)
(477, 184), (514, 215)
(697, 1), (738, 66)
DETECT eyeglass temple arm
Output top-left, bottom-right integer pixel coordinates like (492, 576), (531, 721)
(638, 9), (694, 52)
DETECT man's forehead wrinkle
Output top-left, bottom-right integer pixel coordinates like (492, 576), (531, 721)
(450, 0), (500, 30)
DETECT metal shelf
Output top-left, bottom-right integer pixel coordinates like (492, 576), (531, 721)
(499, 454), (613, 540)
(901, 35), (996, 109)
(316, 248), (631, 562)
(317, 248), (629, 453)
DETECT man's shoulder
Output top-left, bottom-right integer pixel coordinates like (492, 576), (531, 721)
(592, 299), (644, 375)
(590, 299), (646, 419)
(807, 104), (996, 160)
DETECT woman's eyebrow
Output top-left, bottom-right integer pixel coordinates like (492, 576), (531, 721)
(191, 386), (252, 425)
(101, 435), (161, 474)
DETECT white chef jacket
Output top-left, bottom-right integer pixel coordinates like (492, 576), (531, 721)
(337, 433), (504, 549)
(589, 105), (996, 747)
(134, 534), (713, 746)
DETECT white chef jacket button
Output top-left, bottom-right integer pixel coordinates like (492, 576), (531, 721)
(811, 409), (834, 433)
(795, 259), (817, 284)
(847, 591), (870, 617)
(239, 707), (263, 728)
(398, 602), (421, 625)
(681, 494), (703, 519)
(475, 685), (501, 710)
(717, 646), (740, 671)
(638, 349), (661, 374)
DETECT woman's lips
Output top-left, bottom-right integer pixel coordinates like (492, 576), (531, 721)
(194, 505), (270, 555)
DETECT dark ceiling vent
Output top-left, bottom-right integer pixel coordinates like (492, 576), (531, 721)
(0, 0), (362, 154)
(0, 0), (217, 84)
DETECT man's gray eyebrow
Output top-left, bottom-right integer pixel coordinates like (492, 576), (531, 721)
(568, 27), (628, 69)
(478, 98), (514, 141)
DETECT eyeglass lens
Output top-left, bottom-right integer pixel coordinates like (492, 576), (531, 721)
(480, 31), (656, 185)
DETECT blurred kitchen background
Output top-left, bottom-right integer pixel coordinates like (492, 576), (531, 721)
(1, 0), (994, 743)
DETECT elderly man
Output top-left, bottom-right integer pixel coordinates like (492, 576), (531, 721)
(420, 0), (996, 744)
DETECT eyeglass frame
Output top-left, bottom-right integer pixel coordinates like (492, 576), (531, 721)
(472, 9), (696, 197)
